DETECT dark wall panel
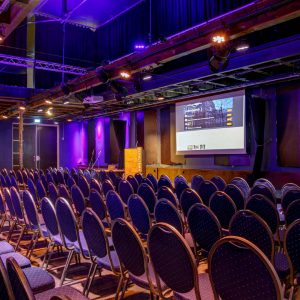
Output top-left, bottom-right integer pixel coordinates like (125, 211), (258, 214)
(0, 120), (12, 169)
(160, 107), (171, 164)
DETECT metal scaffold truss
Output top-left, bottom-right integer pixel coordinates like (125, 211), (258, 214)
(0, 53), (87, 75)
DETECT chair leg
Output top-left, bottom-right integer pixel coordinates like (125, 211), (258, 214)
(83, 262), (95, 295)
(60, 249), (74, 286)
(28, 232), (39, 259)
(115, 276), (124, 300)
(0, 215), (6, 232)
(85, 262), (98, 297)
(15, 226), (26, 251)
(42, 240), (54, 269)
(6, 220), (16, 242)
(119, 276), (129, 300)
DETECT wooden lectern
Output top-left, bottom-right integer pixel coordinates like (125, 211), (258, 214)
(124, 147), (145, 177)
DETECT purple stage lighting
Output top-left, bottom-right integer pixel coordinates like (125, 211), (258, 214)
(134, 43), (146, 50)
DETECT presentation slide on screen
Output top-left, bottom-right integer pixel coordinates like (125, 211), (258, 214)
(176, 91), (246, 155)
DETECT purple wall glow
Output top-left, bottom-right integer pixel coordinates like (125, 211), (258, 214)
(119, 112), (131, 148)
(60, 121), (88, 168)
(94, 117), (110, 167)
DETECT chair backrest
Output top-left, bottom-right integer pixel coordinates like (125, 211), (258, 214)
(174, 175), (188, 186)
(112, 218), (148, 279)
(137, 183), (157, 214)
(250, 184), (276, 204)
(51, 171), (58, 185)
(174, 180), (189, 202)
(58, 184), (71, 200)
(157, 175), (173, 191)
(0, 190), (6, 215)
(0, 258), (14, 300)
(10, 187), (24, 221)
(106, 190), (126, 221)
(33, 171), (39, 183)
(141, 177), (154, 190)
(46, 172), (54, 185)
(209, 236), (283, 300)
(146, 173), (158, 192)
(246, 194), (279, 235)
(134, 173), (143, 185)
(3, 188), (16, 218)
(90, 178), (101, 194)
(102, 179), (115, 197)
(148, 223), (200, 297)
(128, 194), (151, 237)
(157, 186), (178, 207)
(16, 170), (24, 185)
(197, 180), (218, 206)
(27, 178), (38, 205)
(40, 174), (48, 192)
(83, 170), (92, 184)
(5, 175), (12, 187)
(209, 191), (237, 229)
(180, 188), (202, 217)
(98, 170), (109, 183)
(48, 182), (59, 205)
(71, 185), (86, 216)
(281, 183), (300, 197)
(89, 190), (107, 221)
(22, 171), (28, 184)
(210, 176), (226, 191)
(285, 199), (300, 226)
(191, 175), (204, 191)
(224, 184), (245, 210)
(187, 203), (222, 253)
(22, 190), (41, 232)
(284, 219), (300, 285)
(0, 174), (7, 187)
(230, 177), (250, 199)
(154, 199), (184, 235)
(36, 179), (47, 200)
(282, 189), (300, 211)
(229, 210), (274, 261)
(118, 179), (134, 205)
(108, 171), (118, 188)
(41, 197), (60, 238)
(56, 197), (78, 247)
(254, 178), (276, 195)
(10, 175), (19, 191)
(56, 170), (65, 185)
(82, 209), (110, 263)
(7, 257), (34, 300)
(127, 175), (139, 193)
(78, 175), (90, 198)
(67, 176), (76, 190)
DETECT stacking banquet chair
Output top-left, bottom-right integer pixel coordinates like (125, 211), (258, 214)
(6, 257), (89, 300)
(284, 219), (300, 289)
(108, 171), (118, 188)
(67, 177), (76, 191)
(40, 197), (66, 269)
(48, 183), (59, 205)
(128, 194), (151, 239)
(146, 173), (158, 192)
(22, 170), (29, 185)
(229, 210), (289, 281)
(254, 178), (277, 195)
(197, 180), (218, 206)
(174, 175), (188, 186)
(230, 177), (250, 199)
(36, 179), (47, 202)
(208, 236), (292, 300)
(22, 190), (48, 258)
(78, 175), (90, 198)
(157, 186), (178, 207)
(224, 184), (245, 210)
(118, 179), (134, 205)
(209, 191), (237, 230)
(141, 177), (155, 190)
(112, 218), (170, 299)
(10, 175), (19, 191)
(102, 179), (115, 197)
(187, 203), (222, 257)
(157, 175), (174, 191)
(281, 183), (300, 198)
(81, 208), (121, 296)
(98, 170), (109, 183)
(126, 175), (139, 193)
(154, 199), (194, 249)
(250, 183), (276, 203)
(282, 189), (300, 212)
(58, 184), (71, 202)
(191, 175), (204, 191)
(27, 179), (39, 206)
(89, 190), (110, 228)
(16, 170), (24, 187)
(0, 190), (7, 232)
(55, 197), (90, 286)
(180, 188), (203, 217)
(40, 174), (48, 193)
(148, 222), (214, 300)
(83, 170), (92, 184)
(246, 194), (280, 241)
(5, 174), (12, 187)
(134, 172), (143, 185)
(56, 170), (65, 185)
(71, 185), (86, 217)
(90, 178), (101, 194)
(174, 180), (189, 203)
(106, 190), (127, 222)
(210, 176), (226, 191)
(285, 199), (300, 226)
(0, 173), (8, 188)
(137, 183), (157, 214)
(46, 172), (55, 186)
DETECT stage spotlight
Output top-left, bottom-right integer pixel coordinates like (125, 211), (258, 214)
(2, 115), (8, 119)
(236, 41), (249, 51)
(19, 106), (26, 111)
(134, 43), (146, 51)
(63, 101), (69, 105)
(120, 70), (131, 79)
(46, 109), (53, 116)
(155, 93), (165, 100)
(45, 100), (52, 104)
(37, 109), (43, 113)
(142, 74), (152, 81)
(212, 34), (226, 44)
(209, 51), (230, 73)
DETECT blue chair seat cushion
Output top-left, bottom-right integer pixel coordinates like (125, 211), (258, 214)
(53, 234), (73, 248)
(129, 261), (168, 291)
(1, 252), (31, 269)
(0, 241), (14, 255)
(96, 250), (120, 272)
(74, 230), (89, 257)
(174, 272), (214, 300)
(23, 267), (55, 294)
(35, 285), (88, 300)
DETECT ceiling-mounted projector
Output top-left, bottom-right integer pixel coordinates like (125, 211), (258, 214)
(83, 95), (104, 104)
